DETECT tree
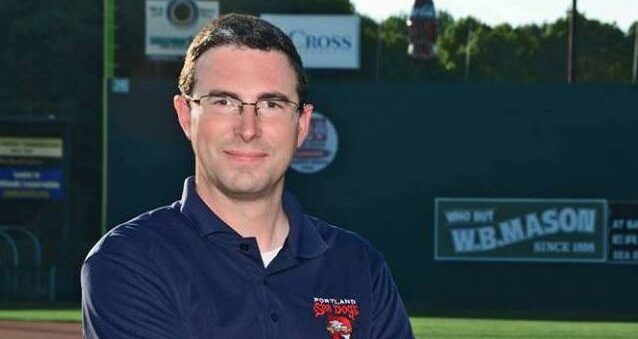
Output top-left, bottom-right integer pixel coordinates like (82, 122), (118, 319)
(378, 10), (634, 84)
(576, 17), (632, 82)
(436, 16), (485, 78)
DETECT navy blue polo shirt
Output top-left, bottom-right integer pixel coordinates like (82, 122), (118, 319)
(82, 177), (414, 339)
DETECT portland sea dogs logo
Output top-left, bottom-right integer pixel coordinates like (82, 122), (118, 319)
(313, 297), (360, 338)
(327, 315), (352, 339)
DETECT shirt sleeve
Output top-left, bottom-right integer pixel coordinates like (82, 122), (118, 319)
(81, 249), (185, 339)
(369, 257), (415, 339)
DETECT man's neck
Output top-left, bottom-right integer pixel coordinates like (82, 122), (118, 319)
(194, 176), (289, 253)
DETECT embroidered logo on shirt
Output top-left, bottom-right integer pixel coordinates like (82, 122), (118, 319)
(313, 297), (359, 338)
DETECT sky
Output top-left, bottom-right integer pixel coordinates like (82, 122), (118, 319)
(350, 0), (638, 32)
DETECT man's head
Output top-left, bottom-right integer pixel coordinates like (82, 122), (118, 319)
(173, 14), (313, 201)
(178, 13), (308, 103)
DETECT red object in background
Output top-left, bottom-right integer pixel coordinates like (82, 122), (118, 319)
(407, 0), (438, 61)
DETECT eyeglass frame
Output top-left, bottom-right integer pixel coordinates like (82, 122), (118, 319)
(182, 92), (304, 117)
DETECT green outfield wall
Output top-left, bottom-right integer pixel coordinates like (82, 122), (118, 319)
(108, 81), (638, 316)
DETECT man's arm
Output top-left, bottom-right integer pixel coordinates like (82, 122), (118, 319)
(370, 258), (415, 339)
(82, 250), (184, 339)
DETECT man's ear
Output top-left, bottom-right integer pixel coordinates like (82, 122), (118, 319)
(174, 95), (192, 140)
(296, 104), (314, 148)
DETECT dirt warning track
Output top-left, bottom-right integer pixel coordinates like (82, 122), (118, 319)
(0, 321), (81, 339)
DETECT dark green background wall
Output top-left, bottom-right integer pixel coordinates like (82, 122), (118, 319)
(108, 81), (638, 316)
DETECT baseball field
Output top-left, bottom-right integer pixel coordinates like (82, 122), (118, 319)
(1, 309), (637, 338)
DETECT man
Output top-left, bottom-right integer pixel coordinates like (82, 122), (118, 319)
(82, 14), (414, 339)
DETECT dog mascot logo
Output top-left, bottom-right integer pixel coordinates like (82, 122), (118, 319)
(326, 315), (353, 339)
(313, 297), (359, 338)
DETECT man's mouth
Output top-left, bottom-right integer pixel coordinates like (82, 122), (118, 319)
(223, 149), (268, 162)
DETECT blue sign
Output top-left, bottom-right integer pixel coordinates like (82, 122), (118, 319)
(0, 168), (64, 200)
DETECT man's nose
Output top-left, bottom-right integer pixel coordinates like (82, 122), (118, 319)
(235, 104), (261, 142)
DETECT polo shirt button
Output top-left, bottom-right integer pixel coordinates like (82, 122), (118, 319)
(270, 312), (279, 323)
(239, 243), (249, 252)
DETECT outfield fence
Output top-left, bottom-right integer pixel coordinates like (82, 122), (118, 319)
(0, 266), (48, 302)
(0, 265), (79, 303)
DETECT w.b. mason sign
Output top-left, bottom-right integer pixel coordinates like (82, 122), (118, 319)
(434, 198), (607, 263)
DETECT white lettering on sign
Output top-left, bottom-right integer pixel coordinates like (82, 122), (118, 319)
(613, 250), (631, 260)
(612, 234), (624, 245)
(610, 219), (638, 230)
(0, 180), (60, 189)
(624, 235), (638, 245)
(445, 210), (472, 223)
(533, 241), (570, 253)
(611, 220), (625, 229)
(445, 209), (495, 224)
(451, 228), (476, 252)
(450, 207), (597, 253)
(572, 242), (595, 253)
(473, 210), (495, 223)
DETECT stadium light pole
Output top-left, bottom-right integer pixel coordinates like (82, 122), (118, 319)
(375, 24), (383, 82)
(102, 0), (116, 234)
(567, 0), (577, 84)
(633, 24), (637, 84)
(464, 28), (472, 82)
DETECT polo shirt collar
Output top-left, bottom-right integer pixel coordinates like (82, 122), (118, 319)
(281, 189), (328, 259)
(179, 176), (328, 259)
(179, 176), (231, 236)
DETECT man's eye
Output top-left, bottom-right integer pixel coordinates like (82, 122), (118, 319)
(264, 100), (284, 109)
(211, 97), (231, 106)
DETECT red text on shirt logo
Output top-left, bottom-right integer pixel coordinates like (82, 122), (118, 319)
(313, 297), (359, 338)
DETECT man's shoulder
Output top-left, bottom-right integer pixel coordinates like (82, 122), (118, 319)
(307, 215), (384, 262)
(85, 202), (190, 261)
(309, 216), (368, 245)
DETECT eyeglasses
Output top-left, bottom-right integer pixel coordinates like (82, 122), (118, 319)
(184, 94), (301, 120)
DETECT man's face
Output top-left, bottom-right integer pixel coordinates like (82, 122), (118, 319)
(174, 46), (312, 199)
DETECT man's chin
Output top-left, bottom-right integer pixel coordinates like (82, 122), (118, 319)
(218, 178), (277, 200)
(222, 187), (272, 201)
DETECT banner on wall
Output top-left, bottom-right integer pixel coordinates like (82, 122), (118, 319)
(608, 201), (638, 264)
(434, 198), (607, 262)
(145, 0), (219, 58)
(291, 112), (338, 174)
(0, 137), (65, 201)
(261, 14), (360, 69)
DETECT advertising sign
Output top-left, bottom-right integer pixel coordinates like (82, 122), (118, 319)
(291, 112), (338, 174)
(0, 137), (62, 158)
(435, 198), (607, 262)
(608, 201), (638, 264)
(261, 14), (360, 69)
(146, 0), (219, 58)
(0, 137), (64, 201)
(0, 168), (63, 200)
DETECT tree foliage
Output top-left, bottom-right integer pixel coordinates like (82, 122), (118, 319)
(379, 10), (635, 83)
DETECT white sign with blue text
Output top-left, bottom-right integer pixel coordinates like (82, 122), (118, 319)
(261, 14), (361, 69)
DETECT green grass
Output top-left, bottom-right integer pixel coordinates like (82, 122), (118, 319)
(0, 309), (636, 338)
(0, 309), (81, 323)
(410, 317), (638, 339)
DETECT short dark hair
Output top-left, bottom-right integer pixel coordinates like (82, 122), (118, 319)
(178, 14), (308, 102)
